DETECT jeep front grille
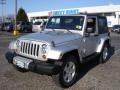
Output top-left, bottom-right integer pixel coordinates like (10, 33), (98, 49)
(20, 41), (40, 57)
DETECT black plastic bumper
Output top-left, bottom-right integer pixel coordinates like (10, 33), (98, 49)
(5, 52), (61, 75)
(5, 52), (15, 64)
(29, 62), (61, 75)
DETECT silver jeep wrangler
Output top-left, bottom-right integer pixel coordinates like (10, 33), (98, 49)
(6, 14), (111, 88)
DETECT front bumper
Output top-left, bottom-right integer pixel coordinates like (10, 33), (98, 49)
(5, 52), (61, 75)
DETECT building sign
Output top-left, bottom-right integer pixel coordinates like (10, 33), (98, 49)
(48, 9), (79, 16)
(48, 11), (52, 16)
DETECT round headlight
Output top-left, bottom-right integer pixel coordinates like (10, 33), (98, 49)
(41, 44), (47, 53)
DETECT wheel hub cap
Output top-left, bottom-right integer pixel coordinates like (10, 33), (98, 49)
(63, 62), (76, 83)
(103, 47), (108, 60)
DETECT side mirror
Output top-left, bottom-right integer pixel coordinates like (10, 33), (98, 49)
(86, 27), (94, 33)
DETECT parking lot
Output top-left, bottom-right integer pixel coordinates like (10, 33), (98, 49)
(0, 31), (120, 90)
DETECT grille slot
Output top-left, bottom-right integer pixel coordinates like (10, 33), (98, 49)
(20, 41), (40, 57)
(28, 43), (30, 54)
(36, 45), (39, 56)
(23, 42), (25, 53)
(33, 44), (36, 55)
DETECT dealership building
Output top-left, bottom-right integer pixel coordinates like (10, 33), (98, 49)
(27, 4), (120, 27)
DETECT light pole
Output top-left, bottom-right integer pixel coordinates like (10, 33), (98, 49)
(13, 0), (18, 35)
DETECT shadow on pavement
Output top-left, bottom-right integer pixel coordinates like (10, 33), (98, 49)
(5, 45), (115, 87)
(108, 46), (115, 60)
(75, 46), (115, 85)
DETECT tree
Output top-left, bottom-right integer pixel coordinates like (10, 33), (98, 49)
(16, 8), (28, 21)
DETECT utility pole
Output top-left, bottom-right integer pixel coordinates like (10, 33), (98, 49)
(0, 0), (6, 23)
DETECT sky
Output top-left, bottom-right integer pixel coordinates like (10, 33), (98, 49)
(1, 0), (120, 16)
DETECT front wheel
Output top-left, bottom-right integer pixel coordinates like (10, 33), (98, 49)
(52, 55), (80, 88)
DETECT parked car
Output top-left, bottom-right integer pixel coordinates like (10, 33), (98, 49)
(0, 22), (13, 32)
(32, 21), (47, 32)
(3, 22), (14, 32)
(112, 25), (120, 33)
(6, 14), (111, 88)
(17, 21), (32, 32)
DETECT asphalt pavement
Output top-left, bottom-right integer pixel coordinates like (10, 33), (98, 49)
(0, 31), (120, 90)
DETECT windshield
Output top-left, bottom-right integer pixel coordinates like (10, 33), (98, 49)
(46, 16), (84, 31)
(113, 25), (120, 29)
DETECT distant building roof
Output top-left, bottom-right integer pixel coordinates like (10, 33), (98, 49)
(27, 4), (120, 17)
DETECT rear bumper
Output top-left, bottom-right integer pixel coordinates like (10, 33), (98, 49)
(5, 52), (61, 75)
(32, 29), (42, 32)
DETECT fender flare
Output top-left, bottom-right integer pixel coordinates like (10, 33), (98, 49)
(47, 48), (83, 65)
(96, 38), (110, 53)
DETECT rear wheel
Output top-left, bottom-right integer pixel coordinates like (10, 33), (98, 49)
(52, 55), (80, 88)
(99, 43), (110, 63)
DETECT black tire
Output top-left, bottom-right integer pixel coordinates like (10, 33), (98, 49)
(99, 43), (110, 63)
(52, 55), (80, 88)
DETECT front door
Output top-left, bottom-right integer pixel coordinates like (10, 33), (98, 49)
(82, 17), (99, 57)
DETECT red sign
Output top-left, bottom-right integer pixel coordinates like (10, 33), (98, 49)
(48, 11), (52, 16)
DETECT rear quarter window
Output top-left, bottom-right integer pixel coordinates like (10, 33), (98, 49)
(98, 17), (108, 34)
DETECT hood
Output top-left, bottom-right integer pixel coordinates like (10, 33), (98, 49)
(19, 30), (81, 45)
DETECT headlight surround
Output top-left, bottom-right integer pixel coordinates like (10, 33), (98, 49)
(41, 44), (47, 54)
(16, 40), (20, 48)
(8, 40), (17, 51)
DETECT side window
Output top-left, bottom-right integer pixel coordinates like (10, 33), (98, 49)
(98, 17), (108, 34)
(86, 18), (96, 33)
